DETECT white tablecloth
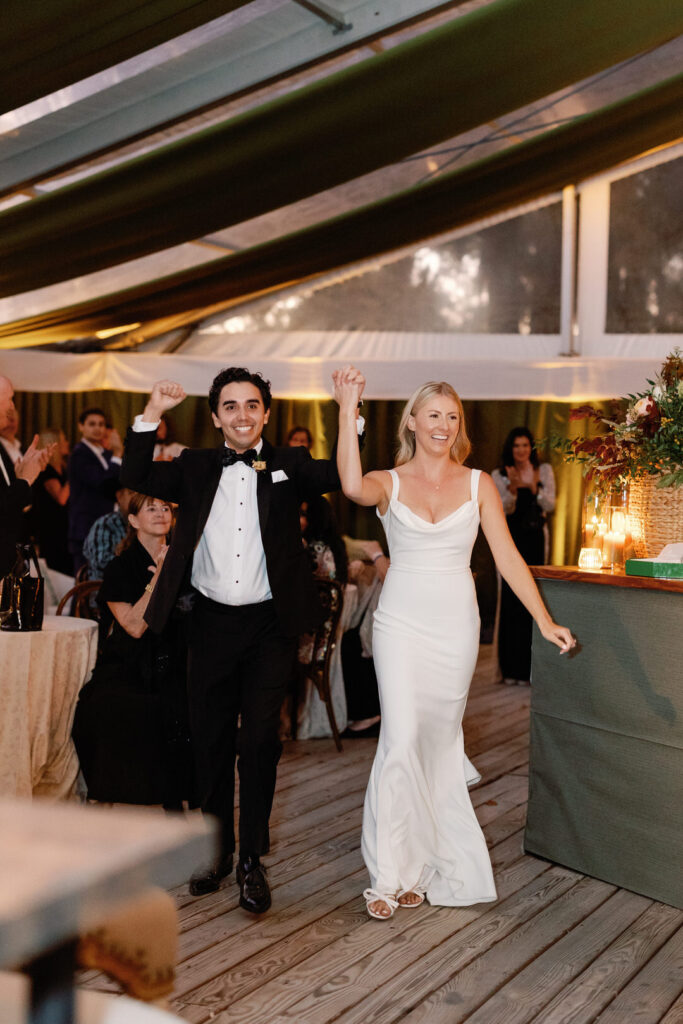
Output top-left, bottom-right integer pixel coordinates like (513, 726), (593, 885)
(0, 616), (98, 799)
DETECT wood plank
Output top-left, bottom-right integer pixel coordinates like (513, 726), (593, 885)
(317, 872), (604, 1024)
(195, 856), (561, 1024)
(463, 888), (652, 1024)
(659, 991), (683, 1023)
(593, 926), (683, 1024)
(532, 903), (683, 1023)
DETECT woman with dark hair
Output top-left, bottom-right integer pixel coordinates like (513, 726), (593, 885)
(492, 427), (556, 685)
(299, 494), (348, 584)
(32, 427), (71, 575)
(334, 370), (573, 920)
(73, 492), (194, 808)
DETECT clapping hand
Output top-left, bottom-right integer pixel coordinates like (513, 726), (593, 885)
(15, 435), (56, 486)
(144, 380), (187, 421)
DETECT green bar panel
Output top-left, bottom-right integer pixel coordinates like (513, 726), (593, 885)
(525, 578), (683, 908)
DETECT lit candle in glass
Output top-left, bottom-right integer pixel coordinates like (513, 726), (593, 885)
(578, 547), (603, 570)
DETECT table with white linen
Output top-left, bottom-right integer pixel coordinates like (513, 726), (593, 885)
(0, 616), (98, 799)
(0, 799), (213, 1024)
(296, 583), (358, 740)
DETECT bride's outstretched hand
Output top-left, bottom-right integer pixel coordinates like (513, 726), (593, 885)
(539, 621), (576, 654)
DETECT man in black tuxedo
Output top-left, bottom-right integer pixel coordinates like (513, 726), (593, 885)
(121, 366), (364, 912)
(0, 375), (53, 576)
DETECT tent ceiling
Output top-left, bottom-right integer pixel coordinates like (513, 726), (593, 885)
(0, 0), (681, 351)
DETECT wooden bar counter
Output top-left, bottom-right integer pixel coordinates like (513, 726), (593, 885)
(525, 565), (683, 909)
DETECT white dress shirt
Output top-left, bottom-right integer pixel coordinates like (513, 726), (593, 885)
(81, 438), (121, 469)
(133, 416), (271, 605)
(0, 437), (22, 465)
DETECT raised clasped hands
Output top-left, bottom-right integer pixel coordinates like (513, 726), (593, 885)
(332, 365), (365, 410)
(145, 380), (187, 421)
(15, 435), (56, 486)
(539, 620), (576, 655)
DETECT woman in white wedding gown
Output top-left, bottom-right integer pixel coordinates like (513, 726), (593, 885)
(333, 369), (575, 919)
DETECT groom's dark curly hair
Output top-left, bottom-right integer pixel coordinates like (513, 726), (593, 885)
(208, 367), (272, 413)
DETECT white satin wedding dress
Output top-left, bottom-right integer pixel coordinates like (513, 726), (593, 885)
(361, 468), (497, 906)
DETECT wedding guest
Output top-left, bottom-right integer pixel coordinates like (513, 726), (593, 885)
(68, 407), (122, 574)
(340, 536), (386, 738)
(33, 428), (71, 575)
(73, 492), (194, 809)
(153, 415), (187, 461)
(492, 427), (556, 685)
(0, 375), (53, 575)
(0, 407), (23, 465)
(287, 425), (313, 450)
(300, 495), (348, 584)
(82, 485), (135, 580)
(333, 368), (573, 920)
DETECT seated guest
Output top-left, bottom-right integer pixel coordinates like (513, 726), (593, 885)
(300, 495), (348, 584)
(340, 536), (385, 738)
(32, 428), (71, 576)
(153, 415), (187, 461)
(73, 492), (194, 809)
(287, 425), (313, 450)
(82, 485), (134, 580)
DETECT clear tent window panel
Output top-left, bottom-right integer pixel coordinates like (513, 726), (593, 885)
(606, 155), (683, 334)
(215, 203), (562, 335)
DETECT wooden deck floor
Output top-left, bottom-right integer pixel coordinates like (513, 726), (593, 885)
(84, 645), (683, 1022)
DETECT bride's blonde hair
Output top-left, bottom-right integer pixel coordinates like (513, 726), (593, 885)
(396, 382), (471, 466)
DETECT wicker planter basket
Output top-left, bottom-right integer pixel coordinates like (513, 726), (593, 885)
(628, 476), (683, 557)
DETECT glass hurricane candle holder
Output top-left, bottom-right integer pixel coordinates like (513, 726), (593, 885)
(578, 547), (604, 570)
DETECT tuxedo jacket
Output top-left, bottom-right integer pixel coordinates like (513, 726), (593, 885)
(0, 446), (31, 575)
(67, 441), (120, 545)
(121, 429), (343, 637)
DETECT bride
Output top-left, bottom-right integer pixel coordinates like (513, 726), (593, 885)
(333, 367), (575, 919)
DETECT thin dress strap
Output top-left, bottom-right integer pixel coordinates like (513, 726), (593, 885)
(388, 468), (400, 502)
(470, 468), (481, 503)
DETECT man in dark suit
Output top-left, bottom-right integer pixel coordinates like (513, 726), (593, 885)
(121, 367), (364, 912)
(67, 407), (122, 574)
(0, 374), (53, 576)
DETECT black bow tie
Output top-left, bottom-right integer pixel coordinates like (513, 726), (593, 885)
(222, 447), (258, 467)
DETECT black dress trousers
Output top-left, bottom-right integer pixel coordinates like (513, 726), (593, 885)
(187, 595), (297, 858)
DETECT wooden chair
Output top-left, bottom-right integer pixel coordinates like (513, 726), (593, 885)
(293, 578), (345, 751)
(56, 580), (102, 620)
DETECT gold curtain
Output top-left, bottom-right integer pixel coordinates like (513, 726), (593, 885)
(15, 389), (585, 565)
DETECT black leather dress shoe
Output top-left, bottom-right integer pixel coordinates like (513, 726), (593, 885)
(188, 854), (234, 897)
(236, 854), (271, 914)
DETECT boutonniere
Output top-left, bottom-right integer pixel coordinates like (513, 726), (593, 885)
(252, 458), (267, 472)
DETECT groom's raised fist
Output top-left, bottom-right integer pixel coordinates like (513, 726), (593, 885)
(144, 380), (187, 421)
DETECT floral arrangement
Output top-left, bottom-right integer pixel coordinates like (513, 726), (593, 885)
(554, 350), (683, 491)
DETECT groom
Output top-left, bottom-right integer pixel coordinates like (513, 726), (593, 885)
(121, 366), (364, 912)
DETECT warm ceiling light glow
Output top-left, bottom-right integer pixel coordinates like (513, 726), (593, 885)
(95, 323), (141, 339)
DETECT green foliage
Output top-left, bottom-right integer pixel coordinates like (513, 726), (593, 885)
(552, 350), (683, 493)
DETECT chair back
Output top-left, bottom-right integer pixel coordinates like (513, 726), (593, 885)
(308, 579), (344, 689)
(56, 580), (102, 620)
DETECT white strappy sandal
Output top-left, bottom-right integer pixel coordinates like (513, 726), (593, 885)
(397, 887), (427, 908)
(363, 889), (400, 920)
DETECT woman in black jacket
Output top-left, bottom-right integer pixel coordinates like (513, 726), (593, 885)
(73, 492), (194, 808)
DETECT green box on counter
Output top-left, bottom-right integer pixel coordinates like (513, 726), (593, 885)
(625, 558), (683, 579)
